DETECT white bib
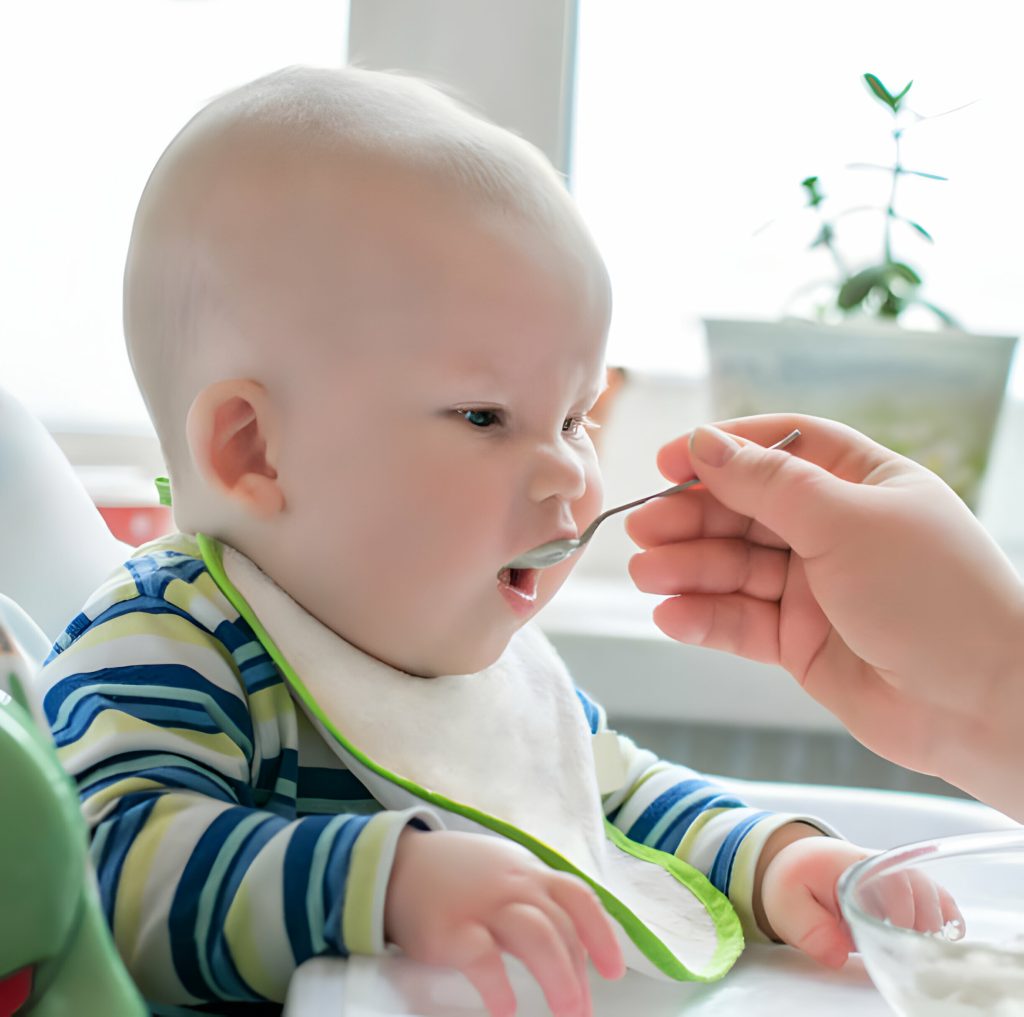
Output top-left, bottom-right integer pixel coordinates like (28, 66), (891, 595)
(205, 537), (742, 983)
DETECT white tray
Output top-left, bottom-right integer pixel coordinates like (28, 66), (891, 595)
(284, 783), (1019, 1016)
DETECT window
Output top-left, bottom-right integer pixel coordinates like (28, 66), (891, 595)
(572, 0), (1024, 385)
(2, 1), (349, 432)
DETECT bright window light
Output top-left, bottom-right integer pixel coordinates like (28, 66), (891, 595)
(1, 1), (349, 432)
(572, 1), (1024, 378)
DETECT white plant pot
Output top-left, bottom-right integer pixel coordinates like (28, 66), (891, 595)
(704, 317), (1018, 508)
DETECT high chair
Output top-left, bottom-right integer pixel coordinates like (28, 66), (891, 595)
(0, 388), (130, 644)
(0, 387), (143, 1015)
(0, 620), (146, 1016)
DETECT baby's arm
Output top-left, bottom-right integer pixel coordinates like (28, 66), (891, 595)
(579, 691), (834, 946)
(582, 691), (961, 967)
(38, 604), (426, 1007)
(752, 823), (860, 964)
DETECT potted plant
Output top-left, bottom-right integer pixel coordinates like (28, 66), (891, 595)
(704, 73), (1017, 509)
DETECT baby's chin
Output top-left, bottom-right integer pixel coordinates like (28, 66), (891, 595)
(376, 629), (518, 680)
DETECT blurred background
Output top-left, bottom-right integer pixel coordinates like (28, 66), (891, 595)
(3, 0), (1022, 795)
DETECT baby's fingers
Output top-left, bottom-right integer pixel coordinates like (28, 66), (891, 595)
(907, 869), (945, 934)
(895, 871), (965, 937)
(774, 890), (855, 969)
(861, 869), (962, 935)
(492, 902), (590, 1017)
(548, 875), (625, 980)
(940, 884), (966, 937)
(450, 923), (517, 1017)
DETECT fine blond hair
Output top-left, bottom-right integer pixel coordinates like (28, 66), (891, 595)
(124, 65), (595, 524)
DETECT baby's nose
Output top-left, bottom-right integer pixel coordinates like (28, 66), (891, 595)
(527, 442), (588, 504)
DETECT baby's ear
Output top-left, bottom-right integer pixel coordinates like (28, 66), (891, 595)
(186, 379), (284, 519)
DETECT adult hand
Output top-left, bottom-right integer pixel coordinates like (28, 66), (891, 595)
(626, 414), (1024, 819)
(384, 829), (624, 1017)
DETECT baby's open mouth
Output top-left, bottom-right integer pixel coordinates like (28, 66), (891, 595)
(496, 566), (539, 603)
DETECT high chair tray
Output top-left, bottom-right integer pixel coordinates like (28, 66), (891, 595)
(283, 782), (1018, 1016)
(284, 947), (888, 1017)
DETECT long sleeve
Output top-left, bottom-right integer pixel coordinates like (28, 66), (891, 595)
(576, 688), (832, 942)
(37, 542), (432, 1008)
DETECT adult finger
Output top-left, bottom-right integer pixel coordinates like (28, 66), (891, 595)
(547, 874), (625, 980)
(491, 902), (589, 1017)
(625, 480), (786, 551)
(681, 424), (875, 560)
(629, 538), (790, 601)
(655, 414), (896, 488)
(651, 592), (783, 665)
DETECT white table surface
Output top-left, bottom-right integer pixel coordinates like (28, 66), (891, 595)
(285, 947), (890, 1017)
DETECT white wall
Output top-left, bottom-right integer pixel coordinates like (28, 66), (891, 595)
(348, 0), (577, 174)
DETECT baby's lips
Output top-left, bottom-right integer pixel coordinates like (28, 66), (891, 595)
(497, 566), (539, 601)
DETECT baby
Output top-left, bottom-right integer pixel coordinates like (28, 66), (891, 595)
(37, 67), (953, 1016)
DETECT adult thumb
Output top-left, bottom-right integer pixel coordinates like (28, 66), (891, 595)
(688, 425), (851, 558)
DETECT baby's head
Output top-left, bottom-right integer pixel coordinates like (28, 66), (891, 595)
(124, 66), (610, 677)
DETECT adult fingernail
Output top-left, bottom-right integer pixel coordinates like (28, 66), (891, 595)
(689, 425), (740, 467)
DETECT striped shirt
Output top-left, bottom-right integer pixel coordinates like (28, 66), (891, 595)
(38, 533), (812, 1013)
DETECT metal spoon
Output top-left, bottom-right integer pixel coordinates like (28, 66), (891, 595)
(501, 428), (801, 572)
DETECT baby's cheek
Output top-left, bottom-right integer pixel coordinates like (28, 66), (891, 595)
(543, 488), (603, 597)
(577, 458), (604, 524)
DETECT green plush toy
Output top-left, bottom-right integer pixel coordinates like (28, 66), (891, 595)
(0, 623), (146, 1017)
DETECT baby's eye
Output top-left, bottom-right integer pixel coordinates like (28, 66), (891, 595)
(563, 414), (598, 438)
(459, 408), (502, 429)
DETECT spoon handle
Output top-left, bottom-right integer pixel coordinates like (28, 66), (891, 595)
(578, 427), (801, 545)
(575, 479), (697, 544)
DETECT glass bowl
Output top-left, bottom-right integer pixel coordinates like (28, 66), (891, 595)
(838, 830), (1024, 1016)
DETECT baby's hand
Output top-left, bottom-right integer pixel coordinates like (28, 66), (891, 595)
(384, 829), (625, 1017)
(855, 858), (964, 939)
(758, 830), (963, 968)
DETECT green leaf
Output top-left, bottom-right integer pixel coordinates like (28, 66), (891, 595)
(810, 223), (834, 248)
(864, 73), (896, 110)
(915, 299), (961, 329)
(900, 218), (934, 243)
(837, 266), (887, 310)
(888, 79), (913, 112)
(837, 263), (923, 312)
(902, 169), (948, 181)
(801, 176), (824, 207)
(892, 80), (914, 104)
(888, 262), (922, 285)
(879, 290), (905, 317)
